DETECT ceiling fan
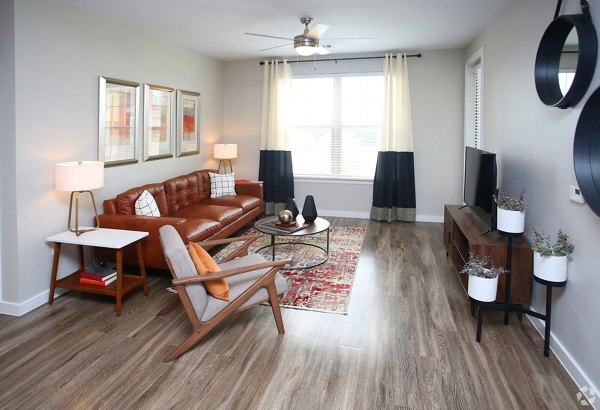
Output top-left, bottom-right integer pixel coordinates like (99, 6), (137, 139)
(244, 17), (371, 57)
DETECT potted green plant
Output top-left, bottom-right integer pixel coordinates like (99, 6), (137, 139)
(494, 189), (528, 233)
(532, 229), (575, 282)
(461, 253), (508, 302)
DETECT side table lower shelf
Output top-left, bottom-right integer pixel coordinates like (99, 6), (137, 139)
(55, 271), (146, 297)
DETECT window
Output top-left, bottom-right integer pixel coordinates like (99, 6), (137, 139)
(465, 48), (484, 149)
(290, 75), (383, 179)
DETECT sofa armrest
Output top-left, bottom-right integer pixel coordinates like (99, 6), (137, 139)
(103, 199), (118, 214)
(98, 213), (187, 239)
(235, 181), (263, 200)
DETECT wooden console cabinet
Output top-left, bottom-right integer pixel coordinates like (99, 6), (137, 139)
(443, 205), (532, 304)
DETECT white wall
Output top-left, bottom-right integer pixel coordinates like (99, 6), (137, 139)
(0, 0), (18, 304)
(467, 0), (600, 394)
(223, 50), (464, 221)
(0, 0), (224, 314)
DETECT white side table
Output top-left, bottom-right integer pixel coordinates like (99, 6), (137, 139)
(46, 228), (149, 315)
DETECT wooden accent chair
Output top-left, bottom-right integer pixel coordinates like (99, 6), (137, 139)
(158, 225), (290, 362)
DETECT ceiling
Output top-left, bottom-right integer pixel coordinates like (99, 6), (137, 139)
(61, 0), (511, 62)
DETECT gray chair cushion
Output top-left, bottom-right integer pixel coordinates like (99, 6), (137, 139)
(200, 253), (289, 322)
(159, 225), (208, 318)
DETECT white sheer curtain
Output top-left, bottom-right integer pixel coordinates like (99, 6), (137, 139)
(371, 53), (416, 222)
(259, 59), (295, 214)
(381, 53), (413, 152)
(261, 59), (292, 150)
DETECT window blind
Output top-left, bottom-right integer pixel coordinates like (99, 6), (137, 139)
(473, 64), (482, 149)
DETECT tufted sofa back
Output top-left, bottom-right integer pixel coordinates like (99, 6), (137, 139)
(115, 183), (169, 216)
(163, 170), (217, 215)
(103, 169), (220, 216)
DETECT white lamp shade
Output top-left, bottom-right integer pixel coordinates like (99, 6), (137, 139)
(55, 161), (104, 191)
(213, 144), (238, 159)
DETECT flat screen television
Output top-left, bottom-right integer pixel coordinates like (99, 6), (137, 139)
(463, 146), (497, 232)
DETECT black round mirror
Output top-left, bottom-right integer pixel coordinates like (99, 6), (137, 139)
(535, 13), (597, 108)
(574, 86), (600, 217)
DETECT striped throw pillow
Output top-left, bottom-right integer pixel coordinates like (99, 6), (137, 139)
(135, 190), (160, 217)
(209, 172), (236, 198)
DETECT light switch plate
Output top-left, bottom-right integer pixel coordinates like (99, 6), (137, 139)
(569, 185), (585, 204)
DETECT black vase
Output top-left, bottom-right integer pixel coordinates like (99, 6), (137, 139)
(302, 195), (318, 224)
(285, 198), (299, 221)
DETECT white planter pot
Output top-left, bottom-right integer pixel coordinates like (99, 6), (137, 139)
(534, 252), (568, 282)
(468, 274), (499, 302)
(497, 208), (525, 233)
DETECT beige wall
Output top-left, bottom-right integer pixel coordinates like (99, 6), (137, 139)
(467, 0), (600, 394)
(0, 0), (224, 313)
(223, 50), (465, 220)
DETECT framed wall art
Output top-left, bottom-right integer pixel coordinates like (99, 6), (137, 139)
(176, 90), (200, 156)
(143, 84), (174, 161)
(98, 77), (140, 166)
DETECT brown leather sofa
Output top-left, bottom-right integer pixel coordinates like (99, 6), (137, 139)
(98, 169), (263, 270)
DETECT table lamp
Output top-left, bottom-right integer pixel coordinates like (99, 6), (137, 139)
(213, 143), (237, 174)
(55, 161), (104, 236)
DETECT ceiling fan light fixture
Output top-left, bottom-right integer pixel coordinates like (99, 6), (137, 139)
(294, 35), (317, 56)
(296, 45), (316, 56)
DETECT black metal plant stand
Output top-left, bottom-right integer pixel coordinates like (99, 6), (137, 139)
(471, 230), (566, 357)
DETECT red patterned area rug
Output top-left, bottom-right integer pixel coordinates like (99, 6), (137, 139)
(215, 226), (366, 314)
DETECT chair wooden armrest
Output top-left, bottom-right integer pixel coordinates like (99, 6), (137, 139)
(192, 234), (261, 263)
(172, 259), (291, 286)
(197, 234), (261, 247)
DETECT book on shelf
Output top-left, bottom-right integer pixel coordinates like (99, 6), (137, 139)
(79, 270), (117, 282)
(79, 276), (117, 287)
(258, 221), (309, 234)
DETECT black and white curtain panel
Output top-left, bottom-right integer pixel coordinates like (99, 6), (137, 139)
(371, 53), (416, 222)
(258, 59), (295, 215)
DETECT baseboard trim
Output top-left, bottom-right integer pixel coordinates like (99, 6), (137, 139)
(318, 209), (371, 219)
(0, 288), (68, 316)
(317, 209), (443, 223)
(527, 314), (598, 408)
(416, 214), (444, 223)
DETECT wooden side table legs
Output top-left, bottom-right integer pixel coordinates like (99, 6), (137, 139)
(48, 240), (148, 316)
(116, 249), (123, 316)
(48, 243), (62, 305)
(136, 241), (149, 296)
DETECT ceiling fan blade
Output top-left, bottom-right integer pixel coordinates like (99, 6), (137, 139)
(322, 37), (373, 41)
(244, 33), (294, 41)
(316, 46), (331, 55)
(307, 23), (329, 39)
(258, 44), (293, 52)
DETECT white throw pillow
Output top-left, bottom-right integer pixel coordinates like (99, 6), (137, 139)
(209, 172), (236, 198)
(135, 189), (161, 217)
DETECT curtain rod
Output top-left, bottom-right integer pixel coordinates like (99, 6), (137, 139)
(259, 53), (422, 65)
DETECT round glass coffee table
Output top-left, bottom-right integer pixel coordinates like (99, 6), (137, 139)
(254, 215), (330, 269)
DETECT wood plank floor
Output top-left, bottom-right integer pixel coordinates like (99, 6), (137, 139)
(0, 218), (584, 409)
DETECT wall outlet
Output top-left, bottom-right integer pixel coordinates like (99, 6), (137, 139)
(569, 185), (585, 204)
